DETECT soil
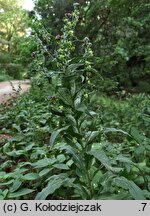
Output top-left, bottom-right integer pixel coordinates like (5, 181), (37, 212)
(0, 134), (11, 145)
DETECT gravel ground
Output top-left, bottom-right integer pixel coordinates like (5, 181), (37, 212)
(0, 80), (30, 104)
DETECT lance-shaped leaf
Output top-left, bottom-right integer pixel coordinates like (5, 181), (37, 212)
(88, 149), (112, 170)
(8, 189), (34, 198)
(113, 176), (145, 200)
(49, 125), (70, 147)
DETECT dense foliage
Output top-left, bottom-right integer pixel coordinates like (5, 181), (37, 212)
(0, 2), (150, 200)
(0, 0), (34, 80)
(33, 0), (150, 93)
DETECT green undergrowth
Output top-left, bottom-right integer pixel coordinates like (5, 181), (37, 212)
(0, 85), (150, 200)
(0, 5), (150, 200)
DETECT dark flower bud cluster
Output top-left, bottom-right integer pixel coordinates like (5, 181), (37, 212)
(31, 52), (36, 58)
(65, 13), (72, 19)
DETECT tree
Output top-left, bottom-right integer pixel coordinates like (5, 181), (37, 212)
(32, 0), (150, 92)
(0, 0), (27, 53)
(0, 0), (30, 79)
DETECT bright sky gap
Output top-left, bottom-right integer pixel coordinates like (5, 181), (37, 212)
(22, 0), (34, 11)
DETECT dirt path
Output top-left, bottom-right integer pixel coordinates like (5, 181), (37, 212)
(0, 80), (30, 104)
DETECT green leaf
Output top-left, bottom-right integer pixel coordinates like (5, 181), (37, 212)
(74, 184), (91, 199)
(130, 127), (144, 143)
(53, 163), (69, 170)
(96, 192), (131, 200)
(22, 173), (39, 181)
(67, 63), (83, 72)
(116, 155), (133, 164)
(39, 119), (47, 125)
(49, 126), (70, 146)
(39, 168), (51, 177)
(85, 131), (100, 143)
(74, 96), (82, 108)
(56, 154), (66, 163)
(71, 82), (76, 97)
(10, 181), (22, 193)
(33, 158), (56, 168)
(12, 124), (21, 132)
(104, 127), (130, 136)
(92, 170), (103, 185)
(1, 189), (9, 199)
(50, 107), (66, 116)
(0, 172), (6, 179)
(0, 195), (4, 200)
(76, 104), (96, 117)
(60, 145), (85, 171)
(35, 175), (64, 200)
(66, 114), (76, 126)
(143, 190), (150, 199)
(113, 177), (145, 200)
(0, 180), (14, 186)
(8, 189), (34, 198)
(89, 149), (112, 170)
(66, 159), (74, 167)
(6, 150), (25, 157)
(110, 167), (124, 173)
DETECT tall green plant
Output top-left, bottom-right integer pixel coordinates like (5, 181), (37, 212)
(0, 3), (147, 200)
(32, 4), (146, 200)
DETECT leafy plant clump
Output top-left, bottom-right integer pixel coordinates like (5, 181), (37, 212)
(0, 4), (150, 200)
